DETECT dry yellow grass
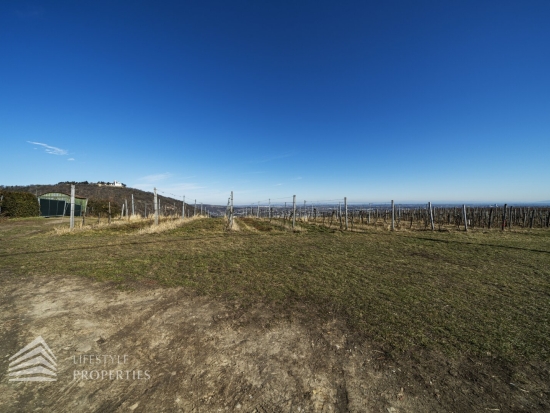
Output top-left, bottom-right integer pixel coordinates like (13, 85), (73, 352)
(51, 214), (206, 235)
(136, 215), (205, 235)
(51, 215), (151, 235)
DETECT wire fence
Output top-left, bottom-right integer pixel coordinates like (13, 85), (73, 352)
(223, 193), (550, 232)
(82, 184), (550, 232)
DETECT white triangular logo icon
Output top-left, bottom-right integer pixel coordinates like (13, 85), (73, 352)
(8, 336), (57, 382)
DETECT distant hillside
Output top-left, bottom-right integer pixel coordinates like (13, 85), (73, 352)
(0, 183), (193, 216)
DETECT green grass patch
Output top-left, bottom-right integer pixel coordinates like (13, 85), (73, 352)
(238, 217), (286, 232)
(1, 217), (549, 362)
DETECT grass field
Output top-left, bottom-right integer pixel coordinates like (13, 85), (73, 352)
(2, 215), (549, 364)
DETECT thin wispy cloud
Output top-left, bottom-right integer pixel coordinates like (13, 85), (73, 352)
(67, 158), (75, 161)
(292, 176), (302, 180)
(275, 183), (283, 186)
(27, 141), (68, 156)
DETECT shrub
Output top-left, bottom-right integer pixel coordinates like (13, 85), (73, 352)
(0, 191), (40, 218)
(87, 198), (121, 217)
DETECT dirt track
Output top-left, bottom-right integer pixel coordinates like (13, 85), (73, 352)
(1, 274), (548, 412)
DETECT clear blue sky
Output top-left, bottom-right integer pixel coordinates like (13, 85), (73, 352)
(2, 1), (549, 204)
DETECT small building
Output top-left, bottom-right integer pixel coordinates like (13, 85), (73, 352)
(38, 192), (88, 217)
(97, 181), (126, 187)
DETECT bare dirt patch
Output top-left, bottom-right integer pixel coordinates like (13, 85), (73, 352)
(0, 275), (427, 412)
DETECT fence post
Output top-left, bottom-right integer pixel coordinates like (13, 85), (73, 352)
(194, 199), (196, 217)
(182, 196), (185, 220)
(230, 191), (234, 229)
(292, 195), (296, 230)
(125, 199), (129, 220)
(463, 204), (468, 231)
(391, 200), (395, 231)
(131, 194), (135, 217)
(501, 204), (507, 230)
(154, 188), (159, 225)
(344, 197), (348, 230)
(428, 202), (434, 231)
(368, 203), (371, 224)
(257, 202), (260, 218)
(70, 184), (75, 230)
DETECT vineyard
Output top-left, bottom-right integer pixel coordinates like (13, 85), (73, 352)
(226, 196), (550, 232)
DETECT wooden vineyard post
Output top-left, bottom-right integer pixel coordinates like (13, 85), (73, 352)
(501, 204), (507, 230)
(182, 196), (185, 220)
(229, 191), (234, 229)
(463, 204), (468, 231)
(69, 184), (75, 230)
(368, 203), (371, 225)
(131, 194), (135, 217)
(344, 197), (348, 230)
(428, 202), (434, 231)
(108, 202), (111, 224)
(226, 198), (230, 220)
(154, 188), (159, 225)
(292, 195), (296, 230)
(391, 200), (395, 231)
